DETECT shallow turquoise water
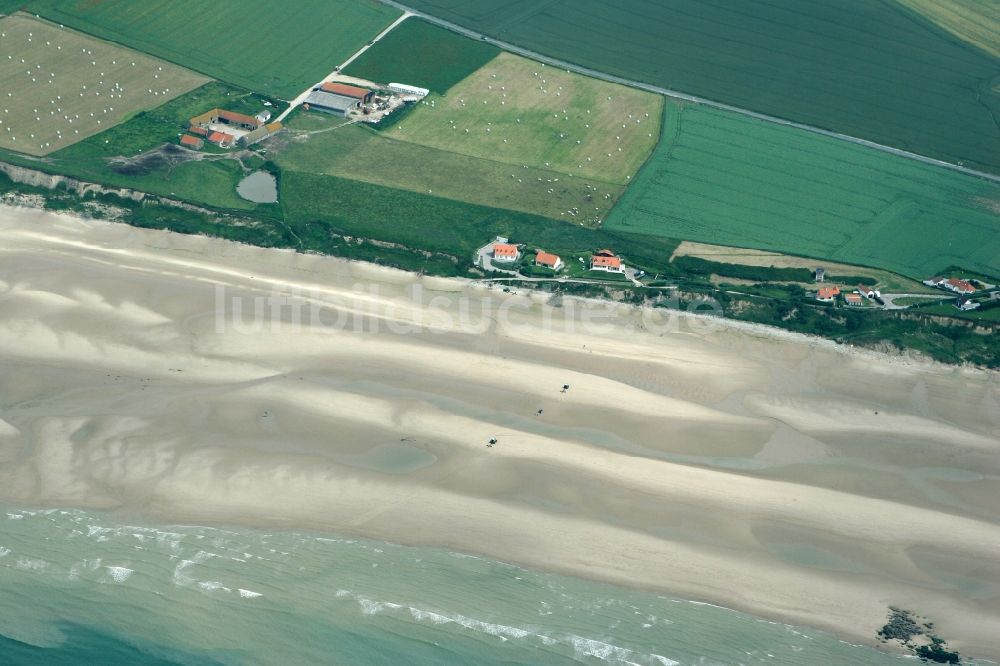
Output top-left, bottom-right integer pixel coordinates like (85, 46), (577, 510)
(0, 506), (924, 665)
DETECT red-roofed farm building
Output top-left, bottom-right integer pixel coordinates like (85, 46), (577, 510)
(319, 82), (374, 104)
(179, 134), (204, 149)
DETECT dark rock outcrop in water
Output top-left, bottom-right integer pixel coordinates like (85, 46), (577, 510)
(877, 607), (960, 664)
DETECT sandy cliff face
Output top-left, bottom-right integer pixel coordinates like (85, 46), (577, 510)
(0, 161), (148, 202)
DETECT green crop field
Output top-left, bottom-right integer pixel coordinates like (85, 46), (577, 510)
(0, 14), (206, 156)
(384, 51), (662, 188)
(345, 18), (499, 94)
(606, 102), (1000, 280)
(400, 0), (1000, 174)
(275, 114), (624, 220)
(21, 0), (400, 99)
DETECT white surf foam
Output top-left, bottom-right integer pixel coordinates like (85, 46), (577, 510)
(0, 546), (11, 557)
(238, 588), (263, 599)
(104, 565), (133, 583)
(337, 589), (547, 644)
(172, 558), (195, 586)
(68, 557), (103, 580)
(569, 635), (636, 662)
(15, 557), (48, 571)
(198, 580), (231, 593)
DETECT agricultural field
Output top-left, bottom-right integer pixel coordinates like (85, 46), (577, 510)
(670, 241), (937, 293)
(345, 18), (500, 94)
(896, 0), (1000, 57)
(0, 14), (207, 156)
(21, 0), (401, 99)
(400, 0), (1000, 174)
(384, 52), (661, 187)
(606, 102), (1000, 280)
(25, 82), (277, 210)
(275, 114), (624, 220)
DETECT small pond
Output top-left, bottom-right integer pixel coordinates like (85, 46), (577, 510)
(236, 170), (278, 203)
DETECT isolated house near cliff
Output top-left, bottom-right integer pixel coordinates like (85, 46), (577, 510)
(535, 250), (563, 271)
(492, 243), (520, 263)
(590, 249), (622, 272)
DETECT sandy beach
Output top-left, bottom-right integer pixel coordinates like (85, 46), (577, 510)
(1, 206), (998, 657)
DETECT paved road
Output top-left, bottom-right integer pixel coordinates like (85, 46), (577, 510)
(277, 11), (412, 122)
(379, 0), (1000, 185)
(879, 292), (947, 310)
(478, 275), (673, 289)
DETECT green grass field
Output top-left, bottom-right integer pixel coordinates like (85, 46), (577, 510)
(606, 102), (1000, 279)
(275, 114), (624, 220)
(345, 18), (499, 94)
(21, 0), (400, 99)
(280, 170), (680, 270)
(400, 0), (1000, 174)
(917, 302), (1000, 322)
(384, 51), (662, 187)
(0, 14), (206, 155)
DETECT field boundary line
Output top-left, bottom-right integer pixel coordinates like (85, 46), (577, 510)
(377, 0), (1000, 185)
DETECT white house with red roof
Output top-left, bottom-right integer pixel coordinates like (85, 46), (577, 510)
(492, 242), (520, 263)
(535, 250), (563, 271)
(944, 278), (975, 295)
(816, 286), (840, 302)
(590, 249), (623, 272)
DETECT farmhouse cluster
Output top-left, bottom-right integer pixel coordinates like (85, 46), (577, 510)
(811, 267), (998, 312)
(816, 285), (876, 307)
(923, 275), (995, 310)
(180, 108), (282, 150)
(303, 80), (428, 121)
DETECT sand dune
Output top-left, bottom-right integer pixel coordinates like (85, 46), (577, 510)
(1, 207), (998, 657)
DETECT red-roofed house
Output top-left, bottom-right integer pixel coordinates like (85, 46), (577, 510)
(944, 278), (975, 295)
(207, 131), (235, 148)
(492, 243), (520, 263)
(320, 82), (374, 104)
(843, 293), (863, 306)
(190, 109), (262, 132)
(590, 254), (622, 272)
(179, 134), (203, 149)
(816, 286), (840, 302)
(535, 250), (563, 271)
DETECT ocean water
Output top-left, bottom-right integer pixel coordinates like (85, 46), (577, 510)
(0, 506), (920, 665)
